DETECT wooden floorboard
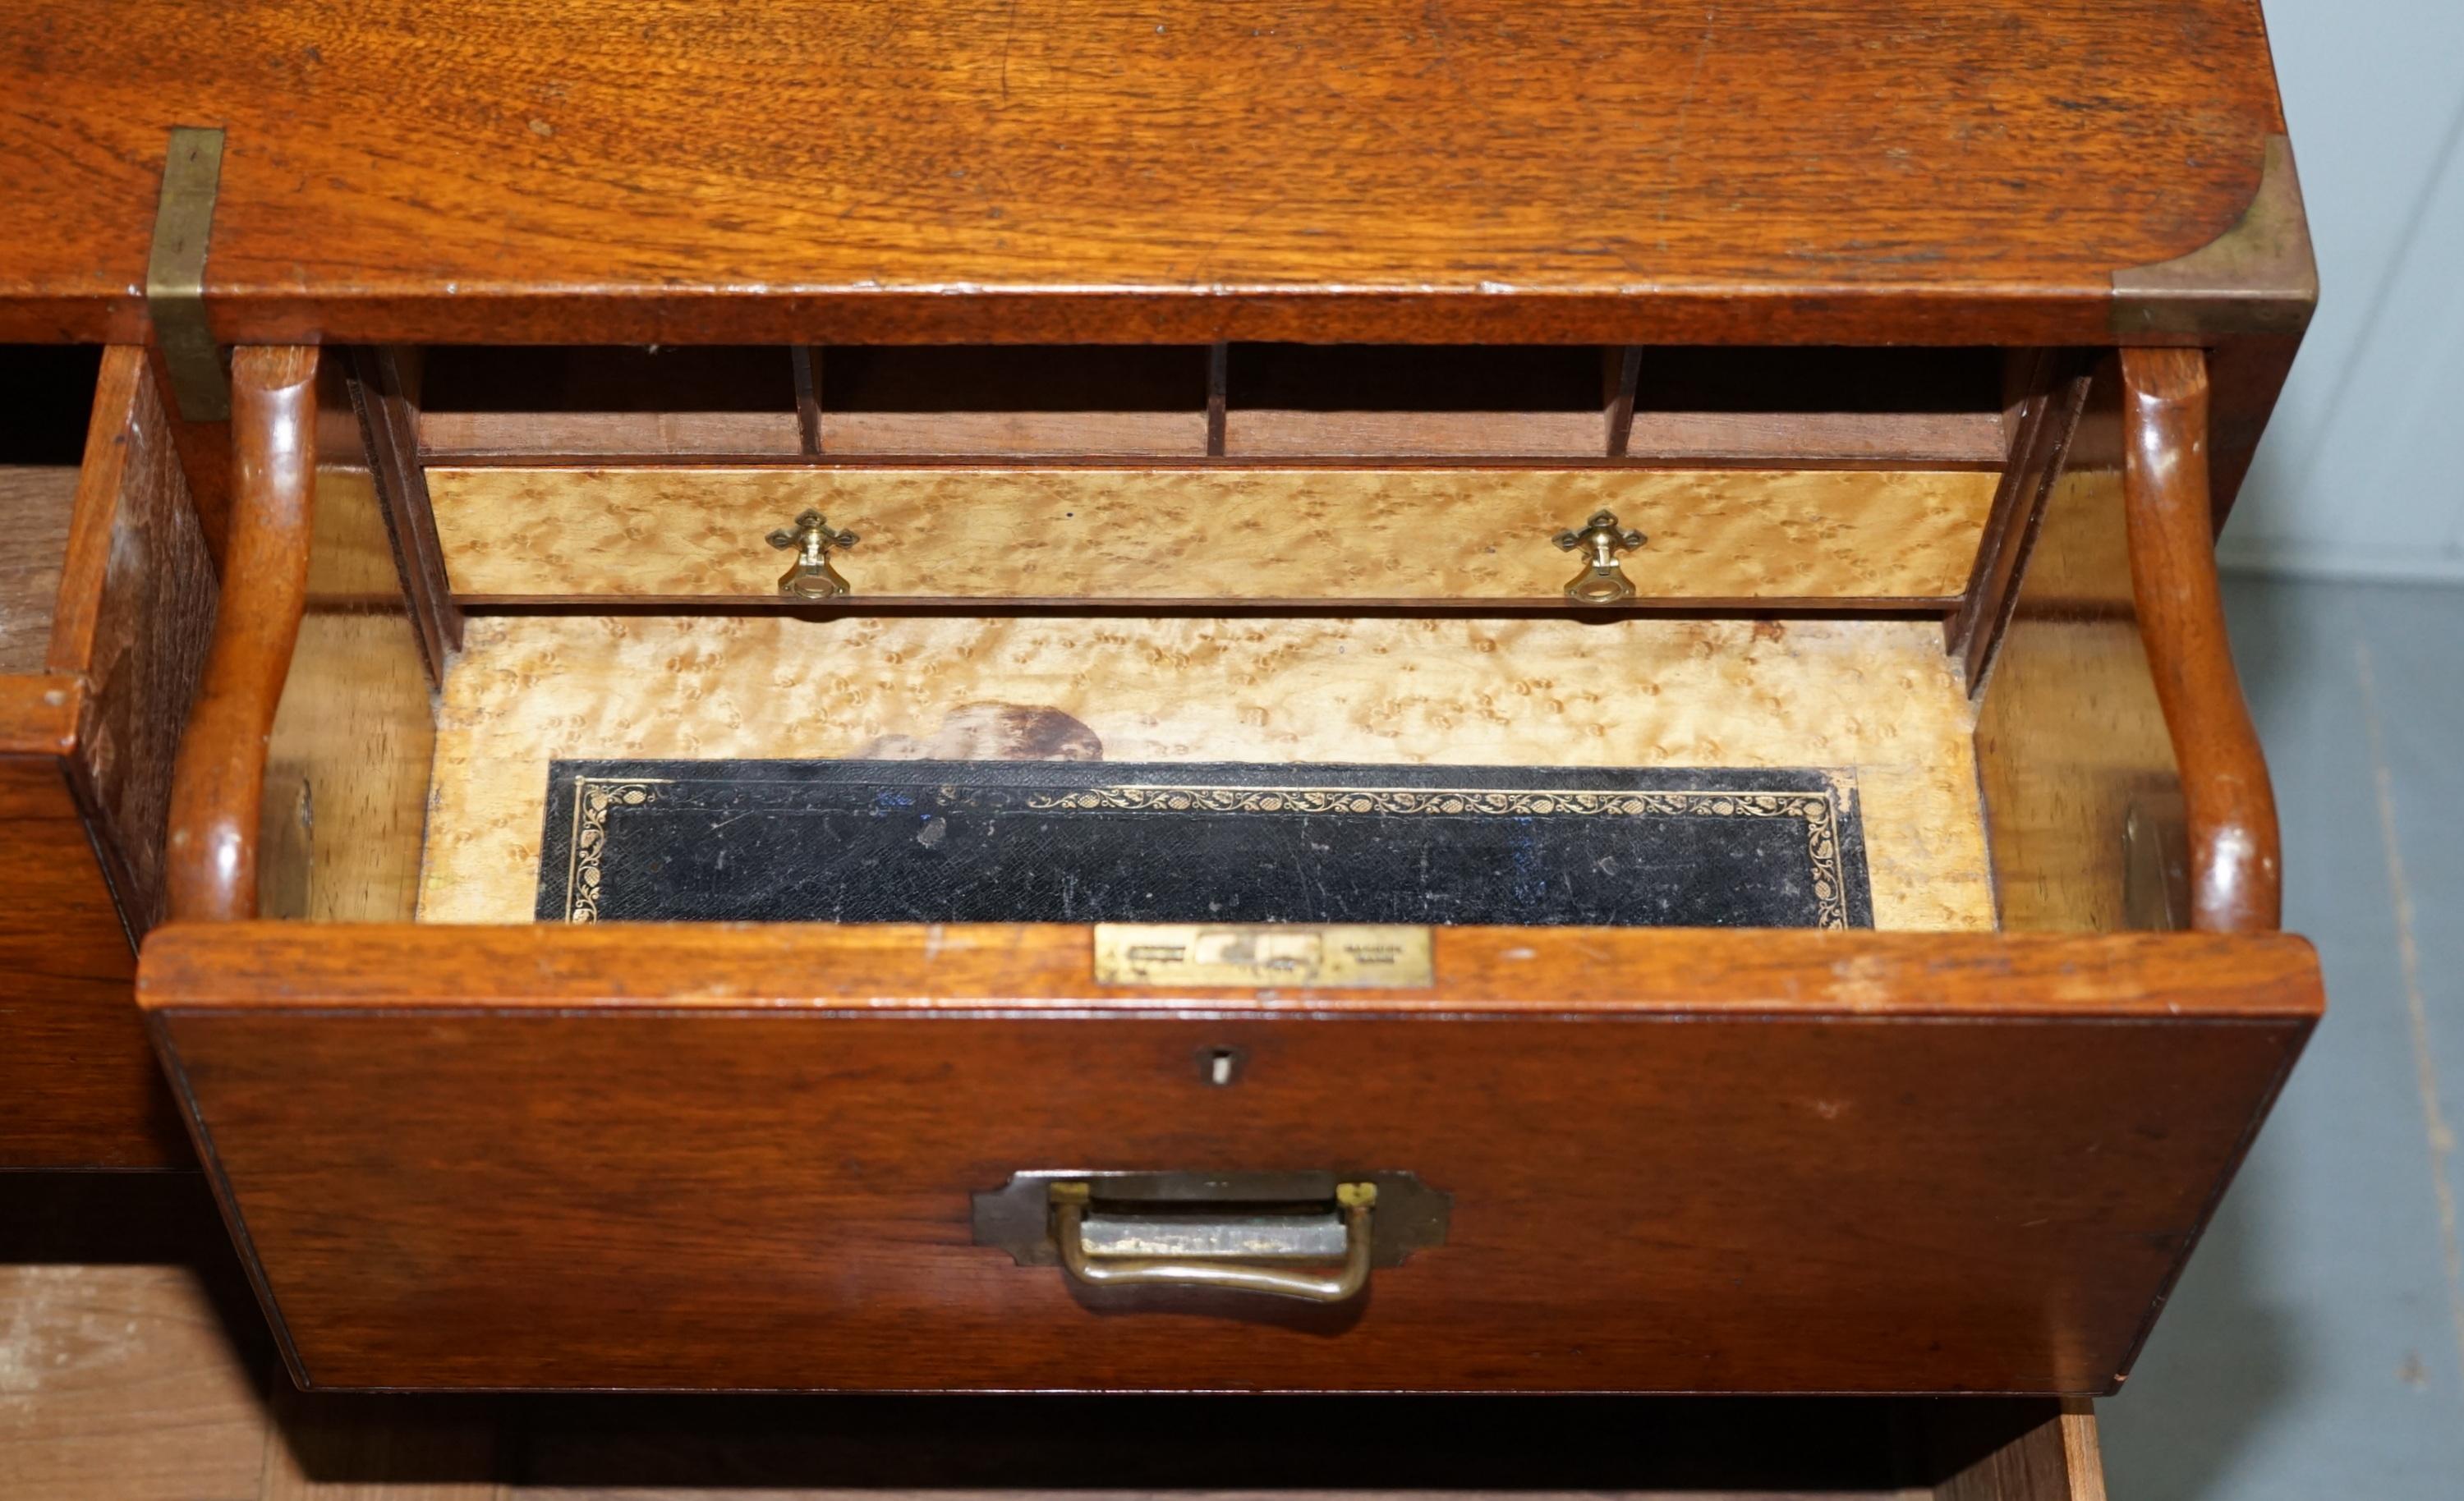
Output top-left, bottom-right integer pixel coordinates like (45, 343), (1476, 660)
(260, 1388), (506, 1501)
(0, 1260), (269, 1500)
(0, 1177), (262, 1500)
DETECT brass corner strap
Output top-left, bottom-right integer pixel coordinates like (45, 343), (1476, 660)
(2112, 135), (2315, 339)
(145, 126), (229, 423)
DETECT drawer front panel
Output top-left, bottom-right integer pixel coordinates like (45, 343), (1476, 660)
(425, 466), (1997, 603)
(143, 923), (2317, 1393)
(0, 754), (181, 1167)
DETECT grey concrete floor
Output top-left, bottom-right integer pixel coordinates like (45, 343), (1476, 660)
(2099, 576), (2464, 1499)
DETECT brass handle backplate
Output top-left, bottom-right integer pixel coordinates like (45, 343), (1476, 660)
(1553, 510), (1647, 604)
(767, 509), (857, 599)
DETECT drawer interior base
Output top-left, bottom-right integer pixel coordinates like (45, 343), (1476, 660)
(413, 614), (1994, 930)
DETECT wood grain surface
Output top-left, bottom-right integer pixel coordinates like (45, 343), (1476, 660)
(143, 341), (237, 570)
(0, 756), (184, 1166)
(53, 347), (220, 933)
(423, 466), (1994, 604)
(1948, 354), (2092, 689)
(167, 348), (319, 923)
(1619, 411), (2010, 466)
(0, 1173), (489, 1501)
(0, 1), (2285, 346)
(420, 411), (805, 461)
(252, 461), (439, 926)
(0, 1167), (2106, 1501)
(414, 376), (2010, 466)
(140, 921), (2317, 1393)
(348, 347), (463, 680)
(826, 411), (1211, 459)
(2120, 348), (2279, 933)
(0, 674), (80, 755)
(0, 1259), (269, 1499)
(0, 466), (77, 675)
(1933, 1400), (2107, 1501)
(0, 349), (208, 1168)
(416, 615), (1997, 930)
(1223, 410), (1609, 460)
(143, 921), (2322, 1018)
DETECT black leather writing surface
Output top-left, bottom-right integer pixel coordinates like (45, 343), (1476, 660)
(538, 761), (1872, 929)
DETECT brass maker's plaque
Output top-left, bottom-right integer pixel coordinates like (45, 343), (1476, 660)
(1093, 923), (1434, 989)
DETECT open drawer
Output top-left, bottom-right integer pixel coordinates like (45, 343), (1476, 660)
(136, 342), (2318, 1394)
(149, 921), (2310, 1394)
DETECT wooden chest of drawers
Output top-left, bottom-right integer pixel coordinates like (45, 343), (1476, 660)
(1, 7), (2317, 1467)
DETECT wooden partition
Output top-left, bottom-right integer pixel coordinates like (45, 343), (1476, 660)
(363, 342), (2041, 615)
(409, 344), (2014, 465)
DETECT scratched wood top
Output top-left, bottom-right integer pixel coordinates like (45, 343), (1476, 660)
(0, 0), (2287, 344)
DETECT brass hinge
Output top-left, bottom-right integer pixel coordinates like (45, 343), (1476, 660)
(145, 126), (228, 422)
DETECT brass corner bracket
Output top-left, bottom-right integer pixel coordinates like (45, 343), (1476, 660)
(2112, 135), (2316, 339)
(145, 126), (228, 423)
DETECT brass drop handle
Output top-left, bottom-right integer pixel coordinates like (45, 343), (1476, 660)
(1554, 510), (1647, 604)
(766, 509), (857, 599)
(1049, 1179), (1376, 1304)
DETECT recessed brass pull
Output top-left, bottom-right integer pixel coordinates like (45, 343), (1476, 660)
(1049, 1179), (1377, 1303)
(1554, 509), (1647, 603)
(766, 509), (857, 598)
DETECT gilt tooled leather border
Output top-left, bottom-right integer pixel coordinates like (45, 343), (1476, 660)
(542, 760), (1872, 930)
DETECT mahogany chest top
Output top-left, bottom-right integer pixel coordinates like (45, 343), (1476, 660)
(1, 0), (2305, 347)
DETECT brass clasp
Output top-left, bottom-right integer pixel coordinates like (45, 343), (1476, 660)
(766, 510), (857, 599)
(1553, 510), (1647, 604)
